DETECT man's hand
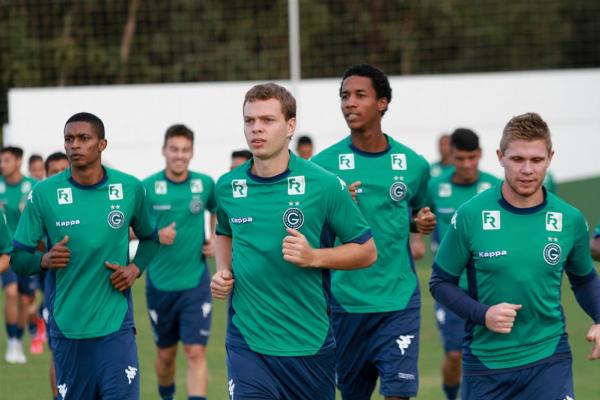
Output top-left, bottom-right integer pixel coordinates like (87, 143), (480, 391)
(203, 236), (215, 258)
(348, 181), (362, 203)
(159, 222), (176, 245)
(586, 324), (600, 360)
(211, 270), (234, 299)
(105, 261), (140, 292)
(485, 303), (522, 334)
(414, 207), (436, 234)
(282, 228), (318, 268)
(41, 236), (70, 269)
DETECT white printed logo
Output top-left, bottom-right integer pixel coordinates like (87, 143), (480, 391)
(148, 309), (158, 324)
(155, 181), (167, 195)
(287, 176), (305, 195)
(27, 191), (33, 203)
(202, 302), (212, 318)
(107, 205), (125, 229)
(391, 153), (407, 170)
(482, 210), (500, 230)
(478, 182), (492, 193)
(191, 179), (203, 193)
(125, 366), (138, 385)
(546, 212), (563, 232)
(564, 395), (574, 400)
(336, 176), (347, 191)
(232, 179), (247, 198)
(338, 154), (355, 170)
(21, 181), (32, 194)
(439, 183), (452, 197)
(108, 183), (124, 200)
(228, 379), (235, 399)
(451, 212), (458, 229)
(396, 335), (414, 355)
(0, 182), (5, 193)
(57, 188), (73, 205)
(543, 243), (562, 266)
(436, 308), (446, 324)
(57, 383), (68, 399)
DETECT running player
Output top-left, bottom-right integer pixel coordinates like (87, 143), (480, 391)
(143, 124), (216, 400)
(29, 154), (45, 181)
(426, 128), (501, 400)
(230, 149), (252, 170)
(430, 134), (453, 178)
(430, 112), (600, 400)
(0, 146), (37, 363)
(295, 135), (314, 160)
(591, 221), (600, 262)
(311, 64), (435, 400)
(45, 152), (70, 177)
(10, 112), (158, 400)
(211, 83), (376, 399)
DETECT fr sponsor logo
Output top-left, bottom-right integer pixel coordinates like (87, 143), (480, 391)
(155, 180), (167, 195)
(439, 183), (452, 197)
(546, 212), (563, 232)
(287, 176), (305, 195)
(232, 179), (247, 198)
(338, 153), (355, 170)
(57, 188), (73, 205)
(190, 179), (203, 193)
(391, 153), (407, 170)
(108, 183), (123, 200)
(482, 210), (500, 230)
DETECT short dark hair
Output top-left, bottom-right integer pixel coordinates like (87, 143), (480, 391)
(28, 154), (43, 166)
(0, 146), (24, 159)
(451, 128), (480, 151)
(244, 83), (296, 121)
(231, 149), (252, 161)
(340, 64), (392, 115)
(45, 152), (69, 173)
(163, 124), (194, 148)
(296, 136), (312, 147)
(64, 112), (105, 139)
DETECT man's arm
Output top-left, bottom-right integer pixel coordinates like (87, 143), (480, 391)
(211, 234), (234, 299)
(105, 232), (159, 292)
(202, 213), (218, 257)
(591, 236), (600, 262)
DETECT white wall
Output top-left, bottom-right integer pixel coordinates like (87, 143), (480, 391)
(6, 69), (600, 182)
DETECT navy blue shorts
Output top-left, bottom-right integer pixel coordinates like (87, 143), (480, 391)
(332, 308), (420, 399)
(52, 328), (139, 400)
(146, 268), (212, 348)
(434, 301), (465, 353)
(226, 344), (335, 400)
(462, 356), (573, 400)
(17, 273), (40, 296)
(1, 268), (17, 288)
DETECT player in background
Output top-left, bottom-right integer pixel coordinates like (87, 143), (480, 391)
(0, 146), (37, 363)
(45, 152), (70, 178)
(211, 83), (376, 399)
(10, 112), (158, 400)
(230, 149), (252, 170)
(295, 135), (314, 160)
(430, 112), (600, 400)
(143, 124), (217, 400)
(29, 154), (45, 181)
(311, 64), (435, 400)
(425, 128), (501, 400)
(430, 134), (453, 178)
(591, 222), (600, 261)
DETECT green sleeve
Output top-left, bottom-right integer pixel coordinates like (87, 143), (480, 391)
(326, 177), (370, 243)
(0, 213), (12, 254)
(10, 249), (43, 276)
(132, 238), (159, 274)
(565, 212), (595, 276)
(13, 188), (45, 249)
(206, 177), (217, 214)
(433, 208), (471, 277)
(593, 222), (600, 239)
(130, 181), (157, 240)
(410, 157), (430, 210)
(216, 204), (232, 236)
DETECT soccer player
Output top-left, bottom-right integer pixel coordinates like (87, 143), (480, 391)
(10, 112), (158, 400)
(29, 154), (46, 181)
(430, 112), (600, 400)
(311, 64), (436, 400)
(45, 152), (70, 177)
(591, 222), (600, 262)
(230, 149), (252, 170)
(143, 124), (217, 400)
(295, 135), (314, 160)
(0, 146), (37, 363)
(426, 128), (501, 400)
(430, 134), (453, 178)
(211, 83), (376, 399)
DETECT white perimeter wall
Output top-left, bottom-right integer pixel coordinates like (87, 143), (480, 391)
(6, 69), (600, 183)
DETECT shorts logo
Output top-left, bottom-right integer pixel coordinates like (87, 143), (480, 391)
(389, 182), (407, 201)
(108, 183), (123, 200)
(57, 188), (73, 205)
(190, 179), (203, 193)
(338, 154), (355, 170)
(288, 176), (305, 195)
(232, 179), (247, 198)
(125, 366), (138, 384)
(107, 206), (125, 229)
(439, 183), (452, 197)
(57, 383), (67, 399)
(202, 302), (212, 318)
(283, 207), (304, 229)
(155, 181), (167, 195)
(391, 153), (407, 170)
(478, 182), (492, 193)
(436, 308), (446, 324)
(482, 210), (500, 230)
(21, 181), (32, 194)
(148, 309), (158, 324)
(396, 335), (414, 355)
(397, 372), (416, 380)
(189, 197), (203, 214)
(228, 379), (235, 399)
(546, 212), (563, 232)
(543, 243), (562, 265)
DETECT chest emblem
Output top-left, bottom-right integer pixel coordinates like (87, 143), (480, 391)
(390, 181), (408, 202)
(287, 176), (305, 195)
(107, 205), (125, 229)
(391, 153), (407, 170)
(283, 207), (304, 229)
(439, 183), (452, 197)
(338, 154), (355, 170)
(545, 212), (562, 232)
(232, 179), (247, 198)
(543, 243), (561, 266)
(57, 188), (73, 205)
(155, 181), (167, 195)
(482, 210), (500, 230)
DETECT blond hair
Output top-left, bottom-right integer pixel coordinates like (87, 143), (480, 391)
(500, 112), (552, 153)
(243, 83), (296, 121)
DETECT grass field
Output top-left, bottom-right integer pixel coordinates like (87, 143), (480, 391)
(1, 177), (599, 399)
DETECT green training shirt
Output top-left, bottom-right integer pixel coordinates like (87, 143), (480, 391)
(143, 170), (216, 291)
(312, 135), (429, 312)
(430, 161), (454, 178)
(0, 176), (36, 233)
(0, 212), (12, 254)
(434, 185), (594, 370)
(216, 152), (371, 356)
(13, 167), (156, 339)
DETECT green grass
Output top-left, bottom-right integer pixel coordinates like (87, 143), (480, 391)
(1, 177), (600, 399)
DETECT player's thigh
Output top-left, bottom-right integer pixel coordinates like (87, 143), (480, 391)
(52, 336), (99, 400)
(97, 329), (140, 400)
(518, 357), (573, 400)
(226, 345), (281, 399)
(146, 282), (180, 348)
(17, 274), (38, 297)
(1, 269), (17, 291)
(179, 273), (212, 346)
(434, 302), (465, 353)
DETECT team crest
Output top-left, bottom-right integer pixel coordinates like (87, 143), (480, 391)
(189, 196), (203, 214)
(21, 181), (32, 194)
(545, 212), (563, 232)
(108, 184), (124, 200)
(543, 243), (562, 265)
(287, 176), (305, 195)
(190, 179), (203, 193)
(482, 210), (500, 230)
(155, 181), (167, 195)
(439, 183), (452, 197)
(232, 179), (247, 198)
(283, 207), (304, 229)
(57, 188), (73, 205)
(107, 206), (125, 229)
(338, 154), (355, 170)
(389, 181), (407, 202)
(391, 154), (407, 170)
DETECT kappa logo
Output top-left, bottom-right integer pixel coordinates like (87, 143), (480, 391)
(21, 181), (32, 194)
(228, 379), (235, 400)
(396, 335), (414, 355)
(546, 212), (563, 232)
(57, 383), (68, 399)
(478, 182), (492, 193)
(202, 302), (212, 318)
(27, 191), (33, 203)
(389, 181), (407, 202)
(288, 176), (305, 195)
(439, 183), (452, 197)
(338, 153), (355, 170)
(191, 179), (203, 193)
(232, 179), (247, 198)
(107, 205), (125, 229)
(564, 396), (574, 400)
(57, 188), (73, 205)
(125, 366), (138, 384)
(108, 183), (123, 200)
(435, 307), (446, 324)
(391, 153), (407, 170)
(451, 212), (458, 229)
(155, 180), (167, 195)
(283, 207), (304, 229)
(148, 309), (158, 324)
(337, 176), (347, 190)
(482, 210), (500, 230)
(543, 243), (562, 266)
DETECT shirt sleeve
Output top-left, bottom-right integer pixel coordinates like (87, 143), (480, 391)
(130, 181), (157, 240)
(12, 187), (45, 250)
(409, 156), (430, 210)
(0, 213), (12, 254)
(594, 222), (600, 239)
(215, 181), (232, 237)
(205, 177), (217, 214)
(433, 208), (471, 277)
(325, 176), (371, 244)
(565, 212), (595, 277)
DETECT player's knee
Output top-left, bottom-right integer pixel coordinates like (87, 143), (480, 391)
(5, 284), (18, 298)
(156, 347), (177, 366)
(183, 344), (206, 362)
(446, 350), (462, 365)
